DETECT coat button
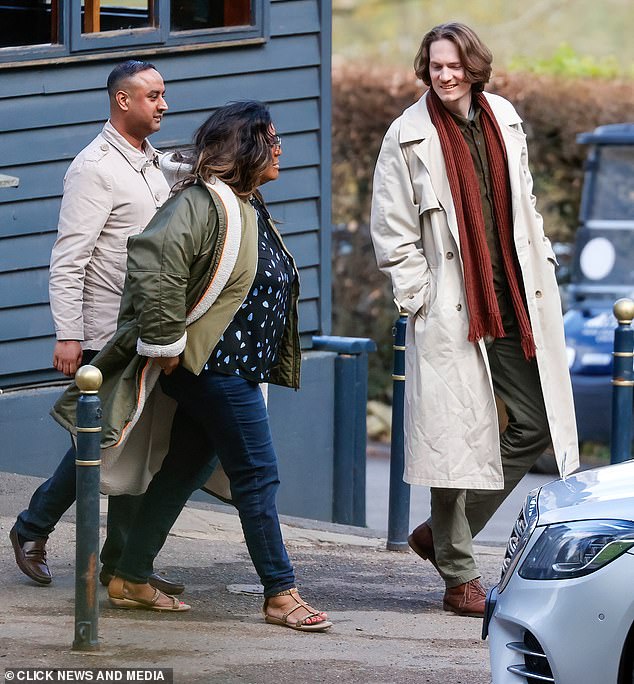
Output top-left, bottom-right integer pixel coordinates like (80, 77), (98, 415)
(456, 303), (462, 311)
(446, 251), (454, 260)
(535, 290), (543, 298)
(100, 143), (109, 151)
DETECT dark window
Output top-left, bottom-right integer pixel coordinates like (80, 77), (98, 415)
(171, 0), (251, 31)
(0, 0), (59, 48)
(589, 147), (634, 221)
(0, 0), (262, 62)
(81, 1), (155, 34)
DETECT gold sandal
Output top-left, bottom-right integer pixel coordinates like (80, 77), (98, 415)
(263, 588), (332, 632)
(108, 576), (191, 612)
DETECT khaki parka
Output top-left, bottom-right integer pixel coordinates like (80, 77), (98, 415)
(51, 180), (301, 498)
(370, 92), (579, 489)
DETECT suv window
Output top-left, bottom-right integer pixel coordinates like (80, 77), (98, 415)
(589, 147), (634, 221)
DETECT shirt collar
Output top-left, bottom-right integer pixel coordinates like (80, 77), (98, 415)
(450, 101), (481, 130)
(102, 120), (159, 172)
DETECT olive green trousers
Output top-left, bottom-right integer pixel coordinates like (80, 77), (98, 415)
(429, 330), (551, 588)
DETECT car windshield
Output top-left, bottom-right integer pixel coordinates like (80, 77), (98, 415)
(588, 147), (634, 221)
(572, 145), (634, 289)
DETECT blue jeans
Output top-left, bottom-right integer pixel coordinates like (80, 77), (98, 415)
(15, 350), (141, 573)
(115, 368), (296, 597)
(15, 445), (143, 574)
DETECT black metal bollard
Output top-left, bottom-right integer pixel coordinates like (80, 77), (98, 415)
(72, 365), (103, 652)
(312, 336), (376, 526)
(610, 299), (634, 464)
(386, 311), (411, 551)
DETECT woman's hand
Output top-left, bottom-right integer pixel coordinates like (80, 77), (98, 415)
(156, 356), (180, 375)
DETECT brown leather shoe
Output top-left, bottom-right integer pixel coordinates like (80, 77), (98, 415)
(9, 525), (52, 585)
(408, 522), (438, 570)
(99, 569), (185, 596)
(443, 579), (486, 618)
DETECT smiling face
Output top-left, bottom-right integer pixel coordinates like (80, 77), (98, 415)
(114, 68), (168, 148)
(428, 38), (473, 118)
(258, 126), (282, 186)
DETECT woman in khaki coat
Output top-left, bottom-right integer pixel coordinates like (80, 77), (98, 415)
(53, 101), (331, 631)
(370, 22), (578, 617)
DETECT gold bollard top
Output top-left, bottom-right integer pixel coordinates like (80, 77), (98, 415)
(613, 298), (634, 325)
(75, 365), (103, 394)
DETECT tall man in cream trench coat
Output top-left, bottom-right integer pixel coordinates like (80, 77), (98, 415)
(9, 60), (183, 595)
(370, 23), (578, 617)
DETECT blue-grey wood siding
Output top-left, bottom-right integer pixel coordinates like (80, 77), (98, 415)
(0, 0), (332, 389)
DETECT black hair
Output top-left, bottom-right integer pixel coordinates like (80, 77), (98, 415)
(176, 101), (276, 198)
(107, 60), (157, 97)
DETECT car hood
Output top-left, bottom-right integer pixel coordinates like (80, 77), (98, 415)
(536, 460), (634, 525)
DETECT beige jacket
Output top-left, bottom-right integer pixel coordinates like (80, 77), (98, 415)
(48, 121), (170, 350)
(371, 92), (579, 489)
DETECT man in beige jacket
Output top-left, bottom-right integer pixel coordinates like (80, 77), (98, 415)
(10, 60), (183, 595)
(371, 23), (578, 617)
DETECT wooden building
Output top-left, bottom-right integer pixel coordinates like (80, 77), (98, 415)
(0, 0), (340, 521)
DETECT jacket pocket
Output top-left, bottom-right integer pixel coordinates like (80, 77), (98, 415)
(414, 267), (438, 320)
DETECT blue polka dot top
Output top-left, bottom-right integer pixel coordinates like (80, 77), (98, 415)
(207, 196), (294, 382)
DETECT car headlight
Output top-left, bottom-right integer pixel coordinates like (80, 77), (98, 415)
(519, 519), (634, 580)
(498, 490), (539, 592)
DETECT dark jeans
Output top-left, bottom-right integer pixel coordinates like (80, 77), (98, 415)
(15, 448), (142, 573)
(15, 349), (143, 574)
(115, 367), (296, 597)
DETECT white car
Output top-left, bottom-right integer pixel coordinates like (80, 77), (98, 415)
(483, 460), (634, 684)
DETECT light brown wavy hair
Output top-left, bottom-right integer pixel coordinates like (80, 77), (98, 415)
(175, 100), (276, 198)
(414, 22), (492, 93)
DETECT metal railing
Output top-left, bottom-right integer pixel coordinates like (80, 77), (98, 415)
(72, 365), (103, 652)
(386, 311), (410, 550)
(611, 298), (634, 464)
(312, 335), (376, 527)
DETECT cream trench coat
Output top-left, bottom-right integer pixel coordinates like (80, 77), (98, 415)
(370, 91), (579, 489)
(48, 121), (169, 350)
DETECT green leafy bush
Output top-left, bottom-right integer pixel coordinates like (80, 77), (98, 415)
(509, 44), (631, 79)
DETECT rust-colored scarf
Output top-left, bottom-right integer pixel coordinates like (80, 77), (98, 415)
(426, 88), (535, 360)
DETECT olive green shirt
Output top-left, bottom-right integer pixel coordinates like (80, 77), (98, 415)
(451, 105), (516, 329)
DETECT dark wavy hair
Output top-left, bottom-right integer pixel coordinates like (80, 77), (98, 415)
(176, 101), (276, 198)
(414, 22), (492, 93)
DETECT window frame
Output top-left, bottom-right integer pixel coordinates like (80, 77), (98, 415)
(0, 0), (267, 65)
(71, 0), (166, 52)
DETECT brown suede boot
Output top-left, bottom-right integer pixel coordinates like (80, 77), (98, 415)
(407, 522), (438, 570)
(443, 579), (486, 618)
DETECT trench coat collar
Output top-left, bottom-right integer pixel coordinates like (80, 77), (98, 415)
(399, 91), (527, 237)
(102, 120), (159, 172)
